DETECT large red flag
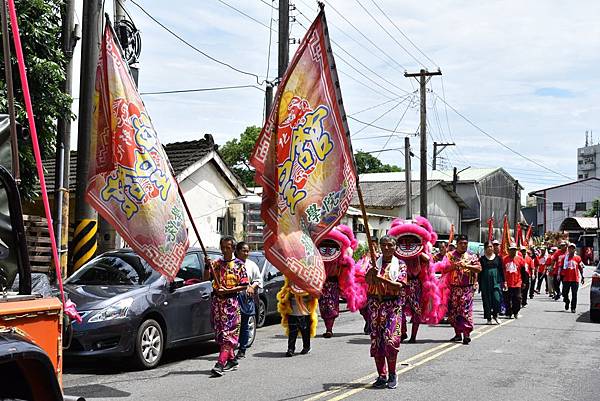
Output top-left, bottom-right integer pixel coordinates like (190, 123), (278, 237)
(525, 224), (533, 246)
(250, 9), (357, 296)
(516, 224), (523, 247)
(86, 23), (189, 281)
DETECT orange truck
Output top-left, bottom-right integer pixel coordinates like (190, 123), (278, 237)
(0, 115), (83, 400)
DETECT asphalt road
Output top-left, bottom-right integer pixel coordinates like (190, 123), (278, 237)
(63, 267), (599, 401)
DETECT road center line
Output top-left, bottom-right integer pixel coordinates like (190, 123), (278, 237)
(318, 318), (516, 401)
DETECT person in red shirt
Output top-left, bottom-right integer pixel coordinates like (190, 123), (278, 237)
(519, 246), (534, 307)
(558, 243), (585, 313)
(551, 242), (568, 300)
(533, 248), (548, 296)
(502, 244), (526, 318)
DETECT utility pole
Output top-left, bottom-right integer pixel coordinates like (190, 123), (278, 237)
(54, 0), (79, 277)
(265, 82), (273, 121)
(278, 0), (289, 78)
(404, 69), (442, 218)
(74, 0), (102, 273)
(432, 141), (455, 170)
(405, 137), (413, 219)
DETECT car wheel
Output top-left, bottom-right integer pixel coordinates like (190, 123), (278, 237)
(246, 314), (257, 347)
(591, 309), (600, 323)
(256, 298), (267, 328)
(135, 319), (164, 369)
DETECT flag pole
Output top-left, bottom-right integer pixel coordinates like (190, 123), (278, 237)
(356, 178), (378, 269)
(174, 180), (207, 258)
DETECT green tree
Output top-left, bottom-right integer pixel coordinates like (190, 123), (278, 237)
(354, 150), (403, 174)
(218, 125), (261, 187)
(0, 0), (71, 200)
(584, 199), (600, 217)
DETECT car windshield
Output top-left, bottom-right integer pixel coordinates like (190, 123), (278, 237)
(67, 254), (157, 285)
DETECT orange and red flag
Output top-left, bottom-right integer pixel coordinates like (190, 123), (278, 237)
(500, 215), (511, 256)
(250, 9), (357, 296)
(86, 23), (189, 281)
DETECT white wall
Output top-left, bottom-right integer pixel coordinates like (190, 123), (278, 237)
(180, 161), (241, 249)
(358, 184), (460, 238)
(536, 180), (600, 233)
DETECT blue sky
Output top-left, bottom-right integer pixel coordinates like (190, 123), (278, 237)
(70, 0), (600, 199)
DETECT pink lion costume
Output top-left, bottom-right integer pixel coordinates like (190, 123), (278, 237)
(317, 224), (366, 337)
(388, 216), (443, 342)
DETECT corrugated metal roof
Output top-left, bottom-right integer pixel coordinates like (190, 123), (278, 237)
(360, 168), (500, 183)
(351, 180), (442, 208)
(560, 217), (599, 230)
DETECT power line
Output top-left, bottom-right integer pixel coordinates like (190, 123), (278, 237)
(214, 0), (273, 30)
(321, 0), (408, 71)
(355, 0), (425, 67)
(370, 0), (439, 68)
(349, 95), (411, 116)
(129, 0), (266, 84)
(139, 84), (264, 95)
(432, 92), (575, 181)
(373, 98), (415, 158)
(296, 0), (408, 78)
(294, 11), (410, 97)
(258, 0), (277, 10)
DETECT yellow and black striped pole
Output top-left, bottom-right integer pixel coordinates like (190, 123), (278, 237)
(72, 218), (97, 271)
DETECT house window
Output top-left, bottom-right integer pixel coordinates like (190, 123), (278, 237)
(216, 217), (224, 234)
(575, 202), (587, 212)
(552, 202), (563, 211)
(537, 202), (543, 212)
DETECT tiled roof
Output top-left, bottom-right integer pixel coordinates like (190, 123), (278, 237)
(41, 134), (217, 193)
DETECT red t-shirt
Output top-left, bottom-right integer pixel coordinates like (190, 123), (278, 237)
(522, 255), (534, 276)
(549, 250), (565, 276)
(535, 256), (547, 273)
(558, 254), (583, 282)
(503, 255), (525, 288)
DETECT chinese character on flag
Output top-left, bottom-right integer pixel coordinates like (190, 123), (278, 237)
(250, 8), (357, 296)
(86, 22), (189, 280)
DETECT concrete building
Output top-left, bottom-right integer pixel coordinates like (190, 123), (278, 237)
(375, 168), (522, 241)
(577, 143), (600, 179)
(352, 173), (467, 238)
(529, 178), (600, 235)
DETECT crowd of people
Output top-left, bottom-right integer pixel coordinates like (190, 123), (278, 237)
(201, 221), (587, 390)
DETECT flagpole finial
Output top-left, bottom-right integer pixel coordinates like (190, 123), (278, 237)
(318, 1), (325, 11)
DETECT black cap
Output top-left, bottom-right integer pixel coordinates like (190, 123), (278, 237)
(456, 234), (468, 242)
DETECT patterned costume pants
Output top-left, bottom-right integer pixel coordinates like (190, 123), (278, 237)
(210, 295), (241, 348)
(367, 296), (403, 357)
(448, 286), (474, 336)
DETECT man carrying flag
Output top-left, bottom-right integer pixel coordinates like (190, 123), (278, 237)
(86, 22), (188, 280)
(250, 5), (357, 302)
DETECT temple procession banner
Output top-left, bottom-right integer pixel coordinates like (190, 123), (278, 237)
(86, 23), (189, 281)
(250, 8), (357, 296)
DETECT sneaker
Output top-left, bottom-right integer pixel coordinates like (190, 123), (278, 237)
(387, 373), (398, 389)
(235, 350), (246, 359)
(565, 301), (570, 311)
(400, 333), (408, 342)
(462, 336), (471, 345)
(323, 331), (333, 338)
(223, 359), (238, 371)
(571, 309), (576, 314)
(407, 337), (416, 343)
(300, 347), (311, 355)
(450, 334), (462, 342)
(372, 376), (387, 388)
(211, 362), (225, 377)
(486, 319), (492, 325)
(285, 349), (294, 357)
